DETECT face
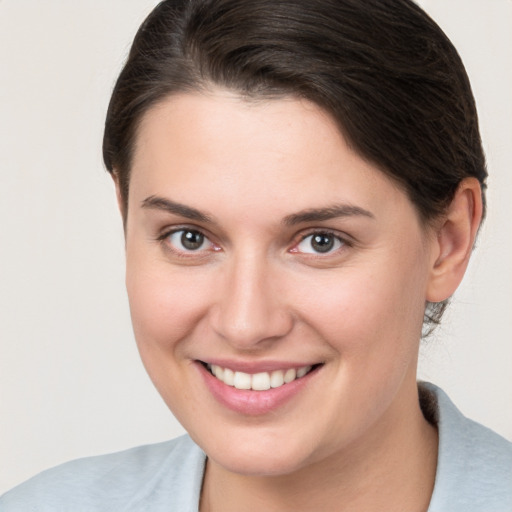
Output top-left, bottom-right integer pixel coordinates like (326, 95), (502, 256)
(123, 90), (437, 476)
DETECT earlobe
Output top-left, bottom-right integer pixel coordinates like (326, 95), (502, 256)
(426, 177), (483, 303)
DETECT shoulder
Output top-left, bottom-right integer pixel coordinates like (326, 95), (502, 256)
(0, 434), (205, 512)
(422, 383), (512, 512)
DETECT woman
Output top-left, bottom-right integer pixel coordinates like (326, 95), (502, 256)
(1, 0), (511, 510)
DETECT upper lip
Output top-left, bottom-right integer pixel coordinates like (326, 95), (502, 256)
(198, 359), (322, 374)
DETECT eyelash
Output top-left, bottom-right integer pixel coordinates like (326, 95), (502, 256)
(156, 227), (350, 258)
(291, 230), (349, 256)
(156, 227), (220, 259)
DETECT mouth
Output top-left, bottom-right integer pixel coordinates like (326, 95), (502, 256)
(201, 361), (321, 391)
(197, 360), (323, 415)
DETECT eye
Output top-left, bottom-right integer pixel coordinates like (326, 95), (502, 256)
(295, 232), (344, 254)
(166, 229), (213, 252)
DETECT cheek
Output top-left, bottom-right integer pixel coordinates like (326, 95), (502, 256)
(124, 256), (211, 417)
(296, 254), (428, 358)
(125, 249), (209, 354)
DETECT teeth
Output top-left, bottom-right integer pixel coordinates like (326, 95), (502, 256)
(223, 367), (235, 386)
(233, 371), (251, 390)
(284, 368), (296, 383)
(297, 366), (312, 378)
(270, 370), (284, 388)
(208, 364), (313, 390)
(251, 372), (271, 391)
(212, 365), (224, 380)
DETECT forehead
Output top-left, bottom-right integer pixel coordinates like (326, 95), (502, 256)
(129, 90), (411, 225)
(133, 90), (348, 179)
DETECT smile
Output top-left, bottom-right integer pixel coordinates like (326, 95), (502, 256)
(206, 363), (315, 391)
(198, 361), (323, 415)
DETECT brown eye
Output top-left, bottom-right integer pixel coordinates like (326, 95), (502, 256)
(296, 232), (343, 254)
(168, 229), (209, 251)
(311, 234), (335, 253)
(181, 230), (204, 250)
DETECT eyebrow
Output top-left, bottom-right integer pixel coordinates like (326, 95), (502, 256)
(283, 204), (374, 225)
(141, 195), (213, 223)
(141, 195), (374, 226)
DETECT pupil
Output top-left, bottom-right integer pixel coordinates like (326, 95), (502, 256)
(312, 234), (334, 253)
(181, 231), (204, 250)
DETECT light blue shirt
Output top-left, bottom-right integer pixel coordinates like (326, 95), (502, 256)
(1, 383), (511, 511)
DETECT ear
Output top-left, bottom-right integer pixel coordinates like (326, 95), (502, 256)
(426, 177), (483, 303)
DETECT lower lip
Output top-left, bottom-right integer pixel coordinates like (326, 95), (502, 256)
(196, 363), (320, 416)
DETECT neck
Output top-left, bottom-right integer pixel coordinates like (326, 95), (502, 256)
(200, 380), (438, 512)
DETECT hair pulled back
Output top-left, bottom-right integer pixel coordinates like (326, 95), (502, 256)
(103, 0), (487, 328)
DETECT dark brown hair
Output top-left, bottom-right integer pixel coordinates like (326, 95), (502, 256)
(103, 0), (487, 327)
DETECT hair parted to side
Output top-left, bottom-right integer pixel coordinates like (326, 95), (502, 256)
(103, 0), (487, 329)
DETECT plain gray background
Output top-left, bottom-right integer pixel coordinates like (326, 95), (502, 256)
(1, 0), (511, 493)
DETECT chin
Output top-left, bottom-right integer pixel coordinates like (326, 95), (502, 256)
(213, 450), (309, 477)
(197, 428), (319, 477)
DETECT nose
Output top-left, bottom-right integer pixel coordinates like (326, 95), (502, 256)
(210, 252), (293, 350)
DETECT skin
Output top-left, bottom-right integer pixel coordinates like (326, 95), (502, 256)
(117, 89), (482, 511)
